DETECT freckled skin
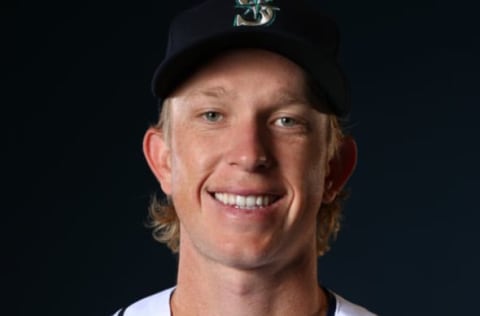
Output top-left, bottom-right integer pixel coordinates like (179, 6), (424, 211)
(163, 49), (331, 271)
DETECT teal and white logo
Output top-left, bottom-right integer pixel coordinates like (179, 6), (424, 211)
(234, 0), (280, 27)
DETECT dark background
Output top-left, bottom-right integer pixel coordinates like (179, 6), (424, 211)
(3, 0), (479, 315)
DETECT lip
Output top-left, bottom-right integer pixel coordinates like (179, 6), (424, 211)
(207, 186), (284, 196)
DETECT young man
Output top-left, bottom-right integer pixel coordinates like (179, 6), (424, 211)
(115, 1), (376, 315)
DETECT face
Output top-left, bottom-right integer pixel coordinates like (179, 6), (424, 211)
(147, 49), (343, 270)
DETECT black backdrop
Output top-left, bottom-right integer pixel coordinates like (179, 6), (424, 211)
(4, 0), (479, 315)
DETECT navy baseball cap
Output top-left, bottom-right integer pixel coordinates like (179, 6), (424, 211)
(152, 0), (350, 117)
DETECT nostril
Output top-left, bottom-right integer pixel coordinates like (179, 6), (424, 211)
(256, 156), (271, 169)
(229, 154), (273, 171)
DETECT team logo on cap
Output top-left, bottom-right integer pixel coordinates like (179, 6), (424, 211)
(234, 0), (279, 27)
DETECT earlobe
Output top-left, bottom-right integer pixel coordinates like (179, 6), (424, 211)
(323, 137), (358, 203)
(143, 128), (173, 195)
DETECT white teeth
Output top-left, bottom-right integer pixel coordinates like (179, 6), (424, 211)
(236, 195), (246, 207)
(214, 193), (276, 209)
(246, 196), (256, 208)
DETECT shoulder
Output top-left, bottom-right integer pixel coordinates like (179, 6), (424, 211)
(331, 291), (377, 316)
(112, 287), (174, 316)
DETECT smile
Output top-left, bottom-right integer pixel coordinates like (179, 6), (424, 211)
(213, 193), (278, 209)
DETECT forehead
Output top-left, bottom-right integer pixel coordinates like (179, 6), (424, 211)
(169, 49), (310, 102)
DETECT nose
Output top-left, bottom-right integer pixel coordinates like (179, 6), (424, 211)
(225, 121), (273, 172)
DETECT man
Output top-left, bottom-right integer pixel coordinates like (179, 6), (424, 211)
(115, 0), (376, 315)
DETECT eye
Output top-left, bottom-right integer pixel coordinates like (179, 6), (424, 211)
(274, 116), (298, 127)
(202, 111), (223, 122)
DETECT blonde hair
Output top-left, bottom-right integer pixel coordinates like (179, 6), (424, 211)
(146, 96), (349, 257)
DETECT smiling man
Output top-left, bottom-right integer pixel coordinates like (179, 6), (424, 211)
(114, 0), (376, 315)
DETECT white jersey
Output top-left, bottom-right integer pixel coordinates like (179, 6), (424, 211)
(113, 287), (376, 316)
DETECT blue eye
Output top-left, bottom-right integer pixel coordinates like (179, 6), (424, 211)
(275, 117), (298, 127)
(203, 111), (223, 122)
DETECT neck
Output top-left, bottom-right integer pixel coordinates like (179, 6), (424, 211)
(171, 235), (327, 316)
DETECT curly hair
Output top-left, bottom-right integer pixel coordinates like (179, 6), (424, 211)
(146, 94), (350, 256)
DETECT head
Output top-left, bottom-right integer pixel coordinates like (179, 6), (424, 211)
(143, 49), (357, 266)
(142, 0), (356, 266)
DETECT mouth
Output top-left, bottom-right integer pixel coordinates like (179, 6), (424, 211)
(212, 192), (280, 210)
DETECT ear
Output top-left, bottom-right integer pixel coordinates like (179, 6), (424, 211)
(143, 127), (173, 195)
(323, 136), (358, 203)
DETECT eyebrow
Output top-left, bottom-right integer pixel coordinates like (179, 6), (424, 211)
(184, 86), (309, 107)
(186, 86), (234, 99)
(273, 91), (309, 106)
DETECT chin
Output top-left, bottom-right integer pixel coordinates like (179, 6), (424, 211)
(205, 236), (286, 270)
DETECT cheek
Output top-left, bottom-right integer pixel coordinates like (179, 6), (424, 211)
(305, 161), (327, 204)
(307, 147), (329, 199)
(280, 140), (328, 209)
(168, 128), (222, 196)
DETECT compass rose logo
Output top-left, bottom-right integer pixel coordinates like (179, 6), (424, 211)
(234, 0), (280, 27)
